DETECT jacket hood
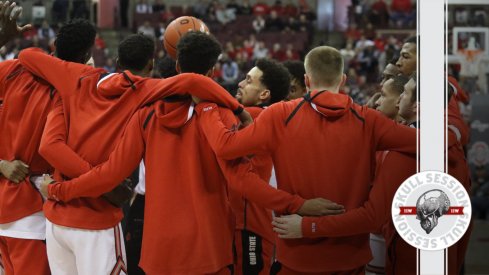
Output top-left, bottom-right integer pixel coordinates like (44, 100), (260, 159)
(153, 99), (194, 129)
(97, 70), (144, 97)
(307, 90), (352, 118)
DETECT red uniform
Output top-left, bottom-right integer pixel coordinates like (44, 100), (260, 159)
(195, 91), (416, 272)
(0, 59), (52, 274)
(233, 106), (275, 275)
(17, 47), (242, 230)
(46, 101), (305, 273)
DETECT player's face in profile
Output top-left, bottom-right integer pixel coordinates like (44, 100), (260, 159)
(380, 63), (400, 86)
(376, 79), (400, 120)
(236, 66), (266, 106)
(397, 43), (416, 77)
(397, 78), (417, 120)
(286, 78), (306, 101)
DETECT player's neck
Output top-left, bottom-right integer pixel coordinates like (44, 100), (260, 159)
(405, 117), (417, 126)
(309, 85), (339, 94)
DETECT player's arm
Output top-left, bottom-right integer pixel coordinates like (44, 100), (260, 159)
(39, 97), (92, 178)
(274, 152), (413, 238)
(196, 102), (277, 160)
(17, 48), (99, 98)
(137, 74), (244, 114)
(370, 108), (417, 153)
(46, 110), (145, 202)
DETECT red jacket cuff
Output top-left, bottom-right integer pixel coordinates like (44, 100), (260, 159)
(302, 216), (321, 238)
(289, 195), (306, 214)
(48, 182), (62, 202)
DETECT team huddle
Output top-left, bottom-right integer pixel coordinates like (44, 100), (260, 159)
(0, 1), (471, 275)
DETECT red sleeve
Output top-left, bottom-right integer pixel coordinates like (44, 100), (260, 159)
(301, 152), (414, 237)
(196, 102), (279, 160)
(213, 107), (305, 213)
(48, 110), (145, 202)
(39, 98), (92, 178)
(369, 109), (417, 154)
(17, 48), (100, 99)
(136, 74), (243, 114)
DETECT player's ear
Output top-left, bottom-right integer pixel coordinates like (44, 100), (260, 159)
(260, 89), (271, 101)
(339, 74), (347, 88)
(205, 66), (215, 77)
(116, 57), (122, 71)
(304, 74), (311, 90)
(175, 60), (181, 74)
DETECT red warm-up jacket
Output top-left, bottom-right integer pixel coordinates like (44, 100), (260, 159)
(18, 48), (243, 230)
(0, 60), (56, 223)
(46, 100), (305, 273)
(195, 90), (417, 272)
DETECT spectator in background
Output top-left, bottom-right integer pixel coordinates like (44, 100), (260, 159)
(136, 0), (153, 14)
(71, 0), (89, 19)
(253, 0), (270, 16)
(345, 23), (362, 41)
(152, 0), (166, 13)
(103, 58), (116, 73)
(253, 41), (269, 60)
(94, 32), (106, 50)
(284, 16), (299, 33)
(355, 35), (375, 51)
(38, 20), (56, 40)
(238, 0), (253, 15)
(155, 22), (166, 42)
(472, 166), (489, 219)
(226, 0), (241, 15)
(363, 23), (376, 40)
(252, 15), (266, 33)
(270, 43), (285, 61)
(52, 0), (69, 24)
(270, 0), (285, 16)
(266, 10), (284, 32)
(284, 0), (298, 17)
(390, 0), (412, 27)
(137, 21), (156, 37)
(0, 46), (15, 62)
(216, 2), (236, 25)
(212, 61), (223, 82)
(340, 41), (356, 71)
(222, 54), (240, 89)
(297, 14), (311, 32)
(193, 0), (208, 18)
(283, 43), (299, 60)
(298, 0), (316, 21)
(370, 0), (389, 27)
(283, 60), (307, 100)
(225, 42), (237, 59)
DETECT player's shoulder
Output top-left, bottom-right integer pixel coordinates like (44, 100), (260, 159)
(217, 106), (240, 128)
(0, 59), (21, 79)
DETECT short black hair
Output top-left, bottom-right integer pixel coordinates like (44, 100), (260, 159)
(256, 59), (290, 104)
(405, 36), (418, 45)
(177, 32), (221, 75)
(55, 19), (96, 63)
(282, 60), (306, 90)
(155, 56), (178, 78)
(118, 34), (155, 71)
(388, 57), (399, 65)
(390, 75), (409, 95)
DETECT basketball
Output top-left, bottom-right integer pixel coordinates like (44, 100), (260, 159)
(163, 16), (209, 60)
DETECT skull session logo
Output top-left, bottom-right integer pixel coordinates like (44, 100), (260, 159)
(392, 171), (472, 250)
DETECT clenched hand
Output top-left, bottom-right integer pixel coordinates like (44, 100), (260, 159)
(0, 159), (29, 183)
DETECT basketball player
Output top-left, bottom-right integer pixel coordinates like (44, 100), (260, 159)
(282, 60), (307, 101)
(0, 5), (94, 274)
(194, 46), (417, 274)
(271, 74), (417, 274)
(396, 37), (417, 77)
(39, 32), (340, 274)
(17, 33), (247, 274)
(234, 59), (291, 275)
(380, 58), (400, 86)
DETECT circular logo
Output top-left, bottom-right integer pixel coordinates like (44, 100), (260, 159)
(391, 171), (472, 251)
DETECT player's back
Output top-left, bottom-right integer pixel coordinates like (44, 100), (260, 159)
(137, 100), (234, 274)
(0, 60), (57, 223)
(263, 91), (414, 272)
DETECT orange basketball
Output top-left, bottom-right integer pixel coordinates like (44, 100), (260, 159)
(163, 16), (210, 60)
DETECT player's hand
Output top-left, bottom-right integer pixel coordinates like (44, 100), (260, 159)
(0, 1), (32, 46)
(297, 198), (345, 216)
(102, 178), (134, 208)
(0, 159), (29, 183)
(238, 109), (253, 128)
(191, 95), (202, 104)
(40, 174), (55, 199)
(272, 214), (303, 239)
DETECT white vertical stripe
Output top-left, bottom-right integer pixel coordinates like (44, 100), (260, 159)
(419, 0), (447, 274)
